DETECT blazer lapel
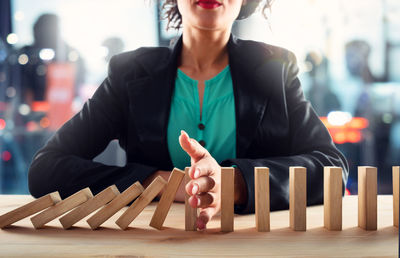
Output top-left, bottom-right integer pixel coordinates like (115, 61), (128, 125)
(227, 34), (273, 158)
(127, 34), (272, 163)
(126, 37), (182, 168)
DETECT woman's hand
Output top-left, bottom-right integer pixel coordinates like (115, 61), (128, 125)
(178, 130), (223, 230)
(144, 130), (247, 229)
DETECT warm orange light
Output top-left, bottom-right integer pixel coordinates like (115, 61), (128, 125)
(40, 117), (50, 128)
(347, 130), (362, 143)
(32, 101), (49, 112)
(319, 117), (328, 128)
(0, 119), (5, 130)
(320, 116), (369, 144)
(332, 131), (346, 144)
(348, 118), (369, 130)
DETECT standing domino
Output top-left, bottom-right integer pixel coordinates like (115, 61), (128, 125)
(358, 166), (377, 230)
(324, 167), (342, 231)
(221, 167), (234, 232)
(289, 167), (307, 231)
(255, 167), (270, 232)
(185, 167), (197, 231)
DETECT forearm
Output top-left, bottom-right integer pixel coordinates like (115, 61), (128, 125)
(226, 151), (348, 214)
(28, 150), (157, 199)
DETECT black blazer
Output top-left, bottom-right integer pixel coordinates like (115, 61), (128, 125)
(28, 34), (348, 214)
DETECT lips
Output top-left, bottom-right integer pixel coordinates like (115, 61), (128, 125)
(196, 0), (222, 9)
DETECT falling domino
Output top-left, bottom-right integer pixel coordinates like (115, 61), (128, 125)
(255, 167), (270, 232)
(116, 176), (167, 230)
(31, 188), (93, 229)
(0, 192), (61, 229)
(221, 167), (234, 232)
(324, 167), (342, 231)
(289, 167), (307, 231)
(358, 166), (377, 230)
(393, 166), (399, 227)
(150, 168), (185, 230)
(185, 167), (197, 231)
(59, 185), (120, 229)
(86, 181), (144, 230)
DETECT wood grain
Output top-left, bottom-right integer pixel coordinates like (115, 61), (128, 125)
(0, 195), (397, 257)
(358, 166), (377, 230)
(31, 188), (93, 229)
(392, 166), (399, 227)
(59, 185), (120, 229)
(255, 167), (270, 232)
(0, 192), (61, 228)
(289, 167), (307, 231)
(150, 168), (185, 230)
(221, 167), (234, 232)
(116, 176), (167, 230)
(323, 167), (342, 231)
(185, 167), (197, 231)
(86, 182), (144, 230)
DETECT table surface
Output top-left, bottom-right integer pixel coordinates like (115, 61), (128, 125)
(0, 195), (397, 257)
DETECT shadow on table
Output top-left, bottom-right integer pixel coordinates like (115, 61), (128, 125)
(2, 224), (397, 243)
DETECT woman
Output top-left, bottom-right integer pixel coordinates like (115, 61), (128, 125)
(28, 0), (348, 230)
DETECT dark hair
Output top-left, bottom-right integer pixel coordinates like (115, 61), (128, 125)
(161, 0), (274, 30)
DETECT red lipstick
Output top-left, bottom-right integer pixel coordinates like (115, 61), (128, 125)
(197, 0), (222, 9)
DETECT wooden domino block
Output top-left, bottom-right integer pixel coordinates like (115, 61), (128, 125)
(358, 166), (377, 230)
(150, 168), (185, 230)
(324, 167), (342, 231)
(289, 167), (307, 231)
(0, 192), (61, 229)
(86, 181), (144, 230)
(185, 167), (197, 231)
(116, 176), (167, 230)
(221, 167), (234, 232)
(255, 167), (270, 232)
(59, 185), (120, 229)
(393, 166), (399, 227)
(31, 188), (93, 229)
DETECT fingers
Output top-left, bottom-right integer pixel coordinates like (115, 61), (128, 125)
(186, 176), (215, 196)
(188, 192), (214, 208)
(188, 156), (217, 179)
(197, 207), (217, 230)
(179, 130), (208, 163)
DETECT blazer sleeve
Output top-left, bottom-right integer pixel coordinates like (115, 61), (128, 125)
(28, 55), (158, 199)
(221, 51), (349, 214)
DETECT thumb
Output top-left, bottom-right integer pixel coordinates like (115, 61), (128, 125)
(179, 130), (207, 162)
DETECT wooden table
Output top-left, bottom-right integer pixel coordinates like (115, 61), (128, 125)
(0, 195), (397, 257)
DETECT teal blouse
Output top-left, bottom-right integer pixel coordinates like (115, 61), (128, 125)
(167, 65), (236, 170)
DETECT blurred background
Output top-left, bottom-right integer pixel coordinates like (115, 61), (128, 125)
(0, 0), (399, 195)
